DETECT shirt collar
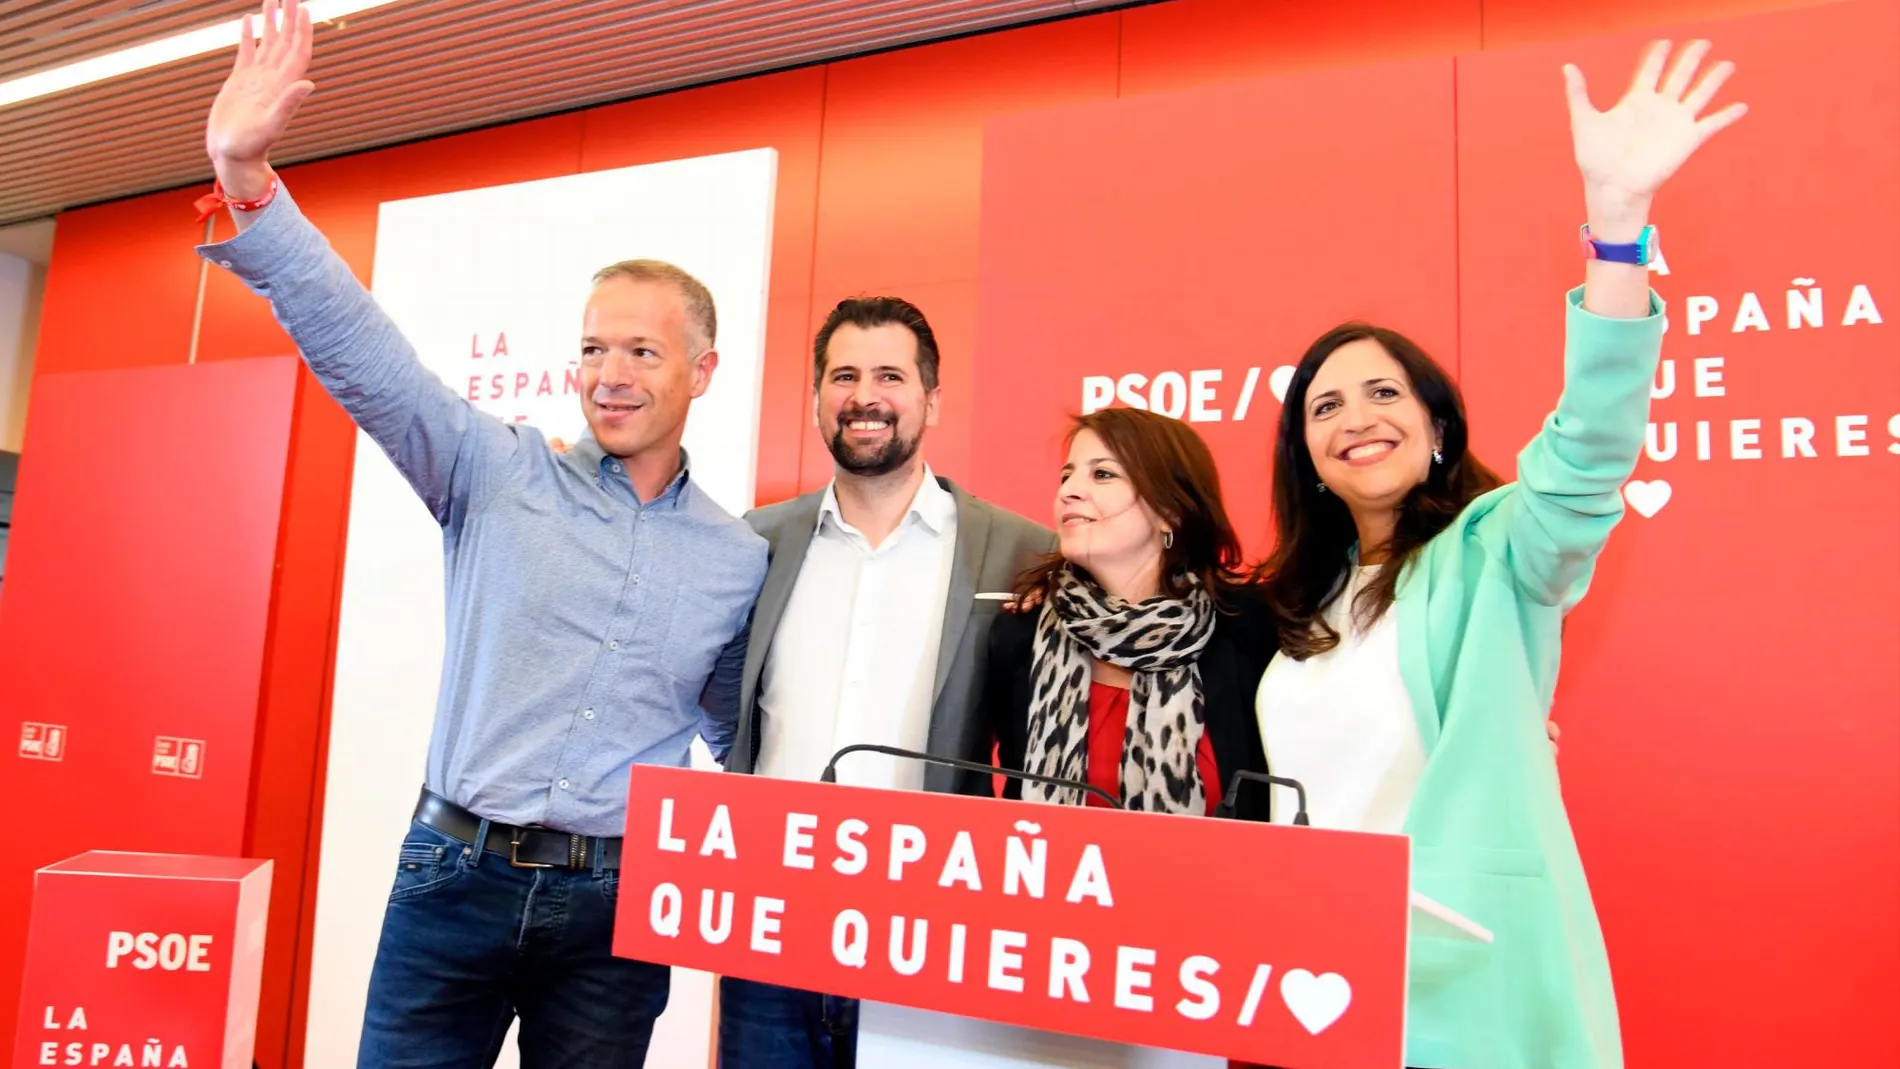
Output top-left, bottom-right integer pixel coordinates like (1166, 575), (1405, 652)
(818, 465), (956, 536)
(570, 433), (692, 507)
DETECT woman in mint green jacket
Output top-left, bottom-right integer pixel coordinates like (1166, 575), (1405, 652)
(1252, 40), (1748, 1069)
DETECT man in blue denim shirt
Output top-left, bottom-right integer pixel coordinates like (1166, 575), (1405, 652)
(197, 4), (764, 1065)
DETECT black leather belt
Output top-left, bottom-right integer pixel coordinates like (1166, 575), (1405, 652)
(413, 789), (622, 870)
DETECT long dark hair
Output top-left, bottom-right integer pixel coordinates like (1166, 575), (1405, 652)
(1256, 324), (1502, 658)
(1015, 408), (1251, 611)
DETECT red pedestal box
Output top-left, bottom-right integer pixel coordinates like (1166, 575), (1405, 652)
(11, 853), (272, 1069)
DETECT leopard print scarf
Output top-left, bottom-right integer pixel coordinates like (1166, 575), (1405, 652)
(1021, 566), (1215, 814)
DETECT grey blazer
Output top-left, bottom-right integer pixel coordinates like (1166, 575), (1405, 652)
(726, 476), (1055, 797)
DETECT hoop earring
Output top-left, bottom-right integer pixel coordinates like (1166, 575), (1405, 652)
(1432, 448), (1444, 465)
(1163, 530), (1174, 549)
(1317, 482), (1328, 493)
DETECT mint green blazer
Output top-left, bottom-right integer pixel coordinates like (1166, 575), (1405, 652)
(1394, 286), (1664, 1068)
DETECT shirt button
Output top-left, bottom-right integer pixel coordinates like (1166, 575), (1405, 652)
(631, 575), (641, 585)
(608, 639), (620, 650)
(558, 779), (571, 790)
(217, 259), (233, 268)
(583, 709), (596, 721)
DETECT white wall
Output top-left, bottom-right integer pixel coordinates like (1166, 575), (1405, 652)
(0, 218), (53, 454)
(0, 249), (44, 454)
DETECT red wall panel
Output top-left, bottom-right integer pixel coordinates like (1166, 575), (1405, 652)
(35, 194), (203, 377)
(1455, 5), (1900, 1065)
(376, 111), (585, 206)
(806, 13), (1121, 490)
(0, 358), (301, 1059)
(971, 58), (1461, 550)
(1119, 0), (1481, 96)
(1481, 0), (1843, 47)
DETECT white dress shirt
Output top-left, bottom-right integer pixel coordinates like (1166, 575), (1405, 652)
(755, 469), (959, 791)
(1255, 565), (1425, 833)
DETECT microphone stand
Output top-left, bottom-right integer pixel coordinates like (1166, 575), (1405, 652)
(1214, 770), (1312, 826)
(820, 743), (1124, 811)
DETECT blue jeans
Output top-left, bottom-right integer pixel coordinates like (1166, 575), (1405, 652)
(717, 976), (857, 1068)
(356, 819), (670, 1068)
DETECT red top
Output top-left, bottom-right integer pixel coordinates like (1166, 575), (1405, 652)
(1084, 682), (1221, 816)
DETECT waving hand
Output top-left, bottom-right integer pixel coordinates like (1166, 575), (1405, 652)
(1565, 39), (1746, 210)
(205, 0), (315, 200)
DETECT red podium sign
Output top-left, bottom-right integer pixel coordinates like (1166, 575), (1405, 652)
(613, 767), (1408, 1067)
(11, 853), (272, 1069)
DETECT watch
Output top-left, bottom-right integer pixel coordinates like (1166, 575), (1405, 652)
(1579, 223), (1659, 267)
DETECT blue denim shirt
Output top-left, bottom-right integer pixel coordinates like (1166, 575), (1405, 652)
(199, 186), (765, 837)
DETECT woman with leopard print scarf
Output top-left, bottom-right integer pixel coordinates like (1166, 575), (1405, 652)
(984, 407), (1278, 820)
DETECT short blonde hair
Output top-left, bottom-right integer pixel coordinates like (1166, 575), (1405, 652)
(591, 259), (717, 351)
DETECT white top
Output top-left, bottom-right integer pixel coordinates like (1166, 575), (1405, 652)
(755, 469), (959, 791)
(1255, 565), (1424, 833)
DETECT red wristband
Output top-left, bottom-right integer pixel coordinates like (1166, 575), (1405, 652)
(193, 176), (278, 224)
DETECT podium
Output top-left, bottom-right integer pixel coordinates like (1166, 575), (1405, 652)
(857, 1001), (1225, 1066)
(612, 766), (1488, 1069)
(11, 852), (272, 1069)
(853, 893), (1492, 1067)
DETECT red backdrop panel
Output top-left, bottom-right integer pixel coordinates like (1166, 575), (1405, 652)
(808, 13), (1121, 492)
(972, 57), (1460, 545)
(1455, 3), (1900, 1064)
(1480, 0), (1841, 48)
(33, 194), (203, 378)
(1119, 0), (1480, 97)
(0, 357), (300, 1058)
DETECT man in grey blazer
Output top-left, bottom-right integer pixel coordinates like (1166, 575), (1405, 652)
(726, 485), (1052, 795)
(702, 296), (1052, 1069)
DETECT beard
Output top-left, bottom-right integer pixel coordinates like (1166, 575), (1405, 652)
(827, 418), (922, 477)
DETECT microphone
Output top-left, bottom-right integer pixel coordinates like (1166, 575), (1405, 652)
(820, 743), (1124, 811)
(1214, 770), (1311, 826)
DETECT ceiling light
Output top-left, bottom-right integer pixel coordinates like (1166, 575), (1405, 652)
(0, 1), (404, 110)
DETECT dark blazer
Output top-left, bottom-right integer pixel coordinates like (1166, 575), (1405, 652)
(984, 585), (1279, 823)
(725, 476), (1056, 797)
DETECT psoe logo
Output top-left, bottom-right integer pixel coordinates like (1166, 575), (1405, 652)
(19, 722), (67, 762)
(152, 736), (206, 780)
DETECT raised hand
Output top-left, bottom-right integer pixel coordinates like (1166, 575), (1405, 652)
(205, 0), (315, 199)
(1564, 40), (1747, 221)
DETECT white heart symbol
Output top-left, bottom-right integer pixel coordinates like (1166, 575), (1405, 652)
(1280, 969), (1351, 1035)
(1622, 479), (1672, 518)
(1268, 365), (1296, 402)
